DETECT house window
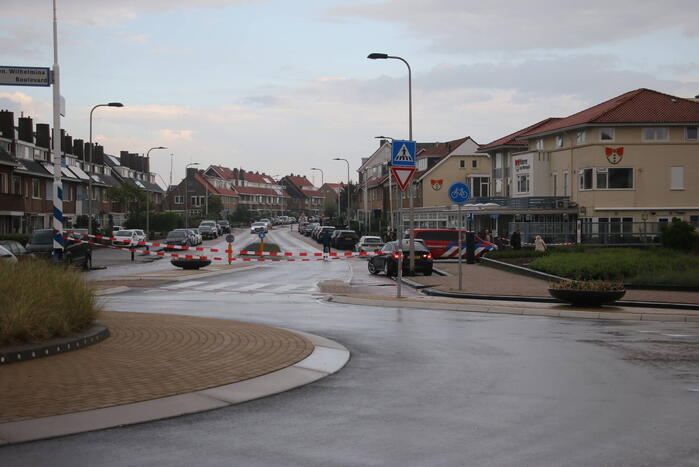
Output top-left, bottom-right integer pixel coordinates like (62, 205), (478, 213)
(471, 159), (477, 168)
(191, 196), (198, 207)
(642, 127), (668, 141)
(575, 130), (586, 145)
(671, 166), (684, 190)
(13, 176), (21, 195)
(516, 175), (529, 194)
(690, 215), (699, 227)
(459, 160), (465, 168)
(0, 173), (7, 193)
(555, 135), (563, 148)
(471, 177), (489, 197)
(552, 173), (558, 196)
(563, 172), (568, 196)
(32, 178), (41, 198)
(535, 139), (544, 150)
(594, 167), (634, 189)
(599, 127), (614, 141)
(579, 168), (593, 190)
(174, 196), (183, 204)
(687, 126), (698, 141)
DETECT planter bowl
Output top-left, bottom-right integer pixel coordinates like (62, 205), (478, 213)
(549, 288), (626, 307)
(171, 258), (211, 270)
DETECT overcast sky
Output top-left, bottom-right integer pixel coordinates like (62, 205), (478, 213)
(1, 0), (697, 186)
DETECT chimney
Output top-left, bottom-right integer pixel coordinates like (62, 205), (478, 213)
(36, 123), (50, 148)
(62, 132), (72, 155)
(186, 167), (198, 179)
(94, 144), (104, 165)
(379, 139), (387, 148)
(73, 139), (84, 160)
(0, 110), (14, 139)
(18, 116), (34, 143)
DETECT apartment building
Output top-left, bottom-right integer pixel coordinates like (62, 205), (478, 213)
(281, 175), (324, 216)
(164, 166), (239, 218)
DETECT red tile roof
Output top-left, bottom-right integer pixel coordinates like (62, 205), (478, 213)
(479, 118), (560, 150)
(209, 165), (237, 180)
(417, 137), (469, 158)
(243, 172), (276, 184)
(194, 173), (239, 197)
(234, 185), (289, 197)
(522, 88), (699, 138)
(286, 175), (313, 188)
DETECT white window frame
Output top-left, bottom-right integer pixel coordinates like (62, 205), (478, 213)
(671, 166), (684, 190)
(535, 139), (544, 150)
(555, 135), (563, 148)
(516, 174), (530, 194)
(174, 195), (184, 205)
(599, 127), (615, 141)
(32, 178), (41, 199)
(575, 130), (586, 145)
(642, 127), (669, 142)
(552, 173), (558, 196)
(579, 168), (593, 191)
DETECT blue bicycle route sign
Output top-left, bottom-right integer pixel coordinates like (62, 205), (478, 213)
(448, 182), (471, 204)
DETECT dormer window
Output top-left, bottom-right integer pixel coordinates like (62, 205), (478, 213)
(600, 127), (614, 141)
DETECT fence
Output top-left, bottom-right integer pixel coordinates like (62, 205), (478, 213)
(509, 221), (663, 246)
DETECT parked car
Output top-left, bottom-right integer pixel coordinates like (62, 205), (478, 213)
(355, 236), (385, 253)
(302, 222), (319, 236)
(0, 244), (18, 263)
(367, 240), (433, 277)
(163, 230), (193, 250)
(198, 224), (217, 240)
(189, 228), (203, 245)
(315, 226), (336, 243)
(250, 221), (267, 234)
(199, 220), (220, 237)
(112, 229), (145, 247)
(0, 240), (34, 260)
(172, 229), (199, 245)
(331, 230), (359, 249)
(216, 220), (231, 234)
(25, 228), (92, 269)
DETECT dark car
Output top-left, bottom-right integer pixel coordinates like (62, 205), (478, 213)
(217, 220), (231, 234)
(25, 229), (92, 269)
(0, 240), (34, 261)
(163, 230), (192, 250)
(314, 226), (335, 243)
(331, 230), (359, 249)
(198, 224), (217, 240)
(367, 240), (433, 277)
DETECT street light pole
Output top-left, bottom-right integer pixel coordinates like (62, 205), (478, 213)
(333, 158), (350, 228)
(368, 53), (416, 273)
(311, 167), (324, 219)
(88, 102), (123, 235)
(145, 146), (166, 238)
(184, 162), (199, 229)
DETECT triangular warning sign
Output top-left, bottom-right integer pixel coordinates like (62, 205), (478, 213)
(394, 144), (413, 162)
(391, 166), (416, 192)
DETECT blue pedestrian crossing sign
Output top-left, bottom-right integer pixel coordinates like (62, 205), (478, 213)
(391, 140), (416, 167)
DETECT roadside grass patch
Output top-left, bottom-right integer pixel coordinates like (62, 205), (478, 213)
(0, 260), (100, 346)
(529, 247), (699, 286)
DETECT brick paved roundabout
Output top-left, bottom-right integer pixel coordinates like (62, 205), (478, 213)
(0, 311), (314, 424)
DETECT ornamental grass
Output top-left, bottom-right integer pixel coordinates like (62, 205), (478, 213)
(0, 259), (100, 346)
(549, 280), (625, 291)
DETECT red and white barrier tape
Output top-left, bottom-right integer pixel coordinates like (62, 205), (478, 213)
(66, 237), (347, 262)
(62, 229), (377, 258)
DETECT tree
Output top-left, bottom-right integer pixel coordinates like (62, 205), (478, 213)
(207, 194), (223, 219)
(323, 199), (337, 219)
(106, 184), (146, 222)
(231, 205), (253, 224)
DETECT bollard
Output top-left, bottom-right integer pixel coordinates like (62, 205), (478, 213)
(465, 231), (476, 264)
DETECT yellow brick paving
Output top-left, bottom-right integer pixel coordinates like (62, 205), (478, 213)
(0, 311), (313, 424)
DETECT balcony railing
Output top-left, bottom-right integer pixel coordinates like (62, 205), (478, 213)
(464, 196), (574, 210)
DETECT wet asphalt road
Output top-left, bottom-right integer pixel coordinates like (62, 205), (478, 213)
(3, 230), (699, 466)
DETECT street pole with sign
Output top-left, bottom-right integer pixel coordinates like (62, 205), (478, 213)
(448, 182), (471, 290)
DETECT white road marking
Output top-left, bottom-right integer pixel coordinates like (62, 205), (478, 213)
(236, 282), (269, 291)
(164, 280), (207, 289)
(198, 281), (239, 291)
(275, 283), (304, 292)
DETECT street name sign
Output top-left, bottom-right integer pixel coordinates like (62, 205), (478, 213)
(391, 166), (416, 192)
(448, 182), (471, 204)
(391, 140), (416, 167)
(0, 66), (51, 87)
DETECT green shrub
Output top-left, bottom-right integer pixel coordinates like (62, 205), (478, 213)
(550, 280), (624, 291)
(486, 249), (546, 259)
(661, 219), (699, 250)
(242, 242), (281, 253)
(530, 247), (699, 286)
(0, 260), (100, 345)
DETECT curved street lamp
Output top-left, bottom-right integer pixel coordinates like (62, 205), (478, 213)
(145, 146), (167, 237)
(367, 52), (416, 272)
(88, 102), (123, 235)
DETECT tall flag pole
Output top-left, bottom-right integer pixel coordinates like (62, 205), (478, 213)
(52, 0), (64, 258)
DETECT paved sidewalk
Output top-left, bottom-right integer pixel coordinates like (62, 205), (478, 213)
(414, 262), (699, 305)
(0, 311), (313, 425)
